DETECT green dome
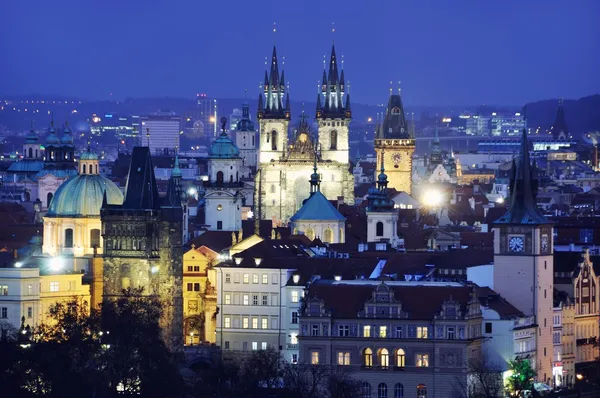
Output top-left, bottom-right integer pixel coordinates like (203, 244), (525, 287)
(209, 132), (240, 158)
(80, 149), (99, 160)
(47, 174), (123, 217)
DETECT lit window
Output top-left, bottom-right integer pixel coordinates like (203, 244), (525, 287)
(243, 274), (249, 284)
(0, 285), (7, 295)
(378, 348), (389, 368)
(364, 348), (373, 367)
(291, 290), (299, 303)
(243, 295), (249, 305)
(417, 326), (428, 339)
(262, 274), (268, 284)
(27, 284), (33, 295)
(363, 325), (371, 338)
(225, 294), (231, 305)
(416, 353), (429, 367)
(379, 326), (387, 338)
(262, 318), (268, 329)
(242, 317), (249, 329)
(252, 318), (258, 329)
(338, 351), (351, 365)
(311, 351), (320, 365)
(261, 342), (267, 350)
(395, 349), (405, 367)
(290, 334), (298, 344)
(50, 281), (59, 292)
(224, 317), (231, 328)
(252, 342), (258, 350)
(252, 273), (259, 284)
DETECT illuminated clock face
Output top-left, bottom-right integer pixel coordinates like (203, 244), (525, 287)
(541, 235), (549, 252)
(509, 236), (524, 252)
(392, 153), (402, 164)
(298, 132), (308, 143)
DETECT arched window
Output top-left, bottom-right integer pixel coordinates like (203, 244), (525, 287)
(363, 348), (373, 368)
(90, 229), (101, 248)
(216, 171), (224, 183)
(271, 130), (278, 150)
(416, 384), (427, 398)
(305, 228), (315, 241)
(330, 130), (337, 150)
(361, 382), (371, 398)
(378, 348), (389, 368)
(47, 192), (53, 208)
(339, 227), (344, 243)
(28, 148), (33, 158)
(64, 228), (74, 248)
(82, 164), (87, 174)
(394, 384), (404, 398)
(378, 383), (387, 398)
(229, 174), (233, 183)
(376, 221), (384, 237)
(395, 349), (405, 367)
(323, 228), (333, 243)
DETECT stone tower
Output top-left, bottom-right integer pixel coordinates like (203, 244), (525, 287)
(374, 92), (415, 194)
(366, 153), (399, 245)
(235, 100), (258, 170)
(316, 44), (351, 164)
(257, 46), (290, 164)
(492, 129), (554, 383)
(101, 147), (183, 350)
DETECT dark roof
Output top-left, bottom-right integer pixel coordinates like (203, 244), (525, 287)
(121, 147), (160, 210)
(551, 102), (569, 139)
(285, 258), (381, 286)
(306, 282), (472, 320)
(475, 286), (524, 319)
(494, 130), (549, 225)
(377, 94), (411, 139)
(187, 231), (234, 253)
(381, 248), (493, 276)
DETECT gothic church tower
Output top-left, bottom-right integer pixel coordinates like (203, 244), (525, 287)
(492, 129), (554, 383)
(375, 92), (415, 194)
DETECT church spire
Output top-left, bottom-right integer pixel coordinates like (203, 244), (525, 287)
(551, 99), (569, 140)
(310, 150), (320, 194)
(495, 129), (548, 225)
(377, 150), (388, 191)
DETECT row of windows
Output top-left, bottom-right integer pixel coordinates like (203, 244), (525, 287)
(359, 382), (426, 398)
(224, 293), (278, 306)
(0, 306), (34, 319)
(60, 229), (101, 248)
(305, 324), (431, 339)
(224, 273), (278, 285)
(223, 341), (268, 351)
(0, 284), (36, 296)
(224, 316), (270, 330)
(311, 348), (428, 369)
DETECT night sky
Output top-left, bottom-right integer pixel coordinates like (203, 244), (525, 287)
(1, 0), (599, 106)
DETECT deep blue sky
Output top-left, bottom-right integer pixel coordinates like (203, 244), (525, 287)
(1, 0), (599, 106)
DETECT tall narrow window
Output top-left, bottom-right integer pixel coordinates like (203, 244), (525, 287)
(28, 148), (33, 158)
(395, 348), (405, 367)
(64, 228), (74, 248)
(47, 192), (53, 208)
(378, 383), (388, 398)
(90, 229), (100, 248)
(378, 348), (389, 368)
(216, 171), (224, 183)
(376, 222), (384, 237)
(330, 130), (337, 150)
(82, 164), (87, 174)
(323, 228), (333, 243)
(361, 383), (371, 398)
(394, 383), (404, 398)
(364, 348), (373, 367)
(271, 130), (278, 150)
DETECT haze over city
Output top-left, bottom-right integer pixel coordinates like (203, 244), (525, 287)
(1, 0), (599, 105)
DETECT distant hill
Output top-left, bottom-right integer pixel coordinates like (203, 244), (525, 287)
(524, 94), (600, 135)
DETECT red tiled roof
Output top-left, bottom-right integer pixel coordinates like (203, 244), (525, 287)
(306, 282), (472, 320)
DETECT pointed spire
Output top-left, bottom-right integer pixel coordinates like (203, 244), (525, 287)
(172, 154), (182, 178)
(328, 44), (339, 87)
(552, 99), (569, 140)
(280, 70), (285, 90)
(285, 92), (290, 112)
(495, 129), (547, 224)
(340, 69), (345, 90)
(345, 93), (351, 113)
(270, 46), (279, 87)
(310, 149), (320, 194)
(258, 90), (264, 113)
(377, 150), (388, 191)
(316, 93), (322, 116)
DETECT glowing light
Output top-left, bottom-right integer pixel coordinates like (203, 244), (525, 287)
(247, 210), (254, 219)
(367, 117), (373, 122)
(496, 197), (504, 204)
(187, 187), (197, 196)
(209, 116), (216, 123)
(15, 262), (23, 268)
(151, 266), (159, 274)
(50, 257), (63, 271)
(576, 374), (583, 380)
(442, 117), (452, 123)
(422, 189), (444, 207)
(334, 275), (342, 281)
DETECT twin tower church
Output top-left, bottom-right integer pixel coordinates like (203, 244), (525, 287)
(250, 45), (416, 225)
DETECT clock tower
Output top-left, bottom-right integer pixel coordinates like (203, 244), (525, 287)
(375, 92), (415, 194)
(493, 129), (554, 384)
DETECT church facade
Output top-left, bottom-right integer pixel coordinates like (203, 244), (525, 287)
(254, 46), (354, 224)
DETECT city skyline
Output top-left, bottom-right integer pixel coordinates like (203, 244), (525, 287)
(0, 0), (599, 106)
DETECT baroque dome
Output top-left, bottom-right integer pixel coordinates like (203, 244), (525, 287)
(47, 174), (123, 217)
(209, 132), (240, 158)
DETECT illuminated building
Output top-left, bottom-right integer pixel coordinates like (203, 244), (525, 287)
(182, 245), (217, 345)
(465, 115), (490, 136)
(365, 156), (399, 245)
(88, 113), (138, 138)
(234, 101), (258, 170)
(139, 114), (181, 155)
(254, 45), (354, 223)
(197, 94), (218, 138)
(492, 129), (555, 384)
(374, 91), (415, 194)
(491, 112), (526, 137)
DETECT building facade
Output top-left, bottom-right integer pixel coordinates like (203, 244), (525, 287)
(140, 114), (181, 155)
(254, 46), (354, 224)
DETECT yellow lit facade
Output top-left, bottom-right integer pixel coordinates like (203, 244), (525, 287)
(183, 246), (218, 345)
(39, 272), (91, 325)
